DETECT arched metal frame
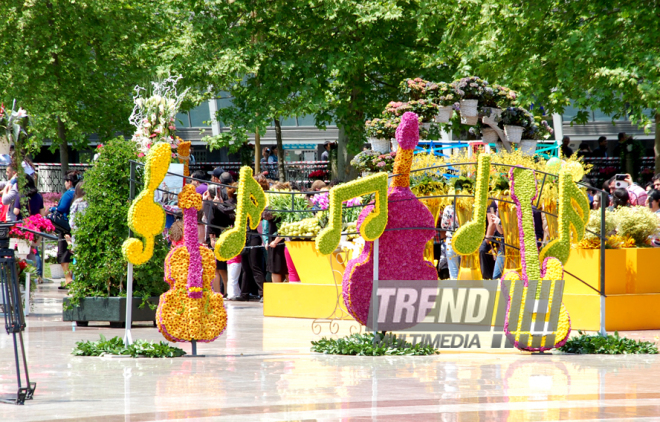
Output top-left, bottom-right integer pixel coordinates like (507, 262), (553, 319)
(128, 159), (609, 336)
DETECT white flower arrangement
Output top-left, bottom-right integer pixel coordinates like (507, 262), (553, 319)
(129, 75), (189, 155)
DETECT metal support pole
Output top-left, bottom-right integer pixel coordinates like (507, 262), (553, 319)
(599, 191), (607, 336)
(124, 161), (136, 346)
(372, 238), (379, 344)
(40, 237), (45, 282)
(24, 272), (29, 317)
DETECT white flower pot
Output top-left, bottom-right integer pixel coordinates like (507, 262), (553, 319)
(460, 115), (479, 126)
(435, 106), (453, 123)
(421, 122), (432, 131)
(369, 137), (391, 154)
(459, 99), (479, 117)
(520, 139), (538, 156)
(504, 125), (524, 144)
(391, 139), (399, 152)
(50, 263), (65, 279)
(10, 239), (31, 255)
(482, 107), (502, 121)
(482, 128), (499, 143)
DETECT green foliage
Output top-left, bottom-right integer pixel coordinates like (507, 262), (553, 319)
(163, 0), (457, 164)
(267, 192), (314, 223)
(70, 137), (169, 308)
(0, 1), (167, 164)
(452, 1), (659, 130)
(311, 333), (438, 356)
(560, 331), (658, 355)
(72, 335), (186, 358)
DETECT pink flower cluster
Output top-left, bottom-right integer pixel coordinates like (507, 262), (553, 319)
(184, 207), (203, 299)
(311, 192), (329, 210)
(395, 112), (419, 149)
(10, 214), (56, 242)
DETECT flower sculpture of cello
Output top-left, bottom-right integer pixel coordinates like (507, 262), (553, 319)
(157, 184), (227, 342)
(341, 112), (438, 325)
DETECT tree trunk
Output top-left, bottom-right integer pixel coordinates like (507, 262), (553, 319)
(337, 126), (358, 181)
(273, 118), (286, 182)
(655, 111), (660, 174)
(57, 117), (69, 179)
(254, 130), (261, 174)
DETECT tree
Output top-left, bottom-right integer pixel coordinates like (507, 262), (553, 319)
(449, 0), (660, 170)
(162, 0), (458, 180)
(0, 1), (167, 176)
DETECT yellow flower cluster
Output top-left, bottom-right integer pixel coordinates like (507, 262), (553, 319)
(176, 139), (191, 177)
(315, 173), (388, 255)
(122, 142), (171, 265)
(539, 171), (590, 265)
(158, 244), (227, 342)
(215, 166), (268, 261)
(452, 153), (491, 256)
(178, 184), (203, 210)
(392, 149), (414, 187)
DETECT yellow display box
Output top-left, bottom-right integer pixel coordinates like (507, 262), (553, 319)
(564, 248), (660, 295)
(286, 241), (346, 284)
(563, 247), (660, 331)
(263, 283), (353, 320)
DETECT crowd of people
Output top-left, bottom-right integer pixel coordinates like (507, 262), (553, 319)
(161, 167), (333, 303)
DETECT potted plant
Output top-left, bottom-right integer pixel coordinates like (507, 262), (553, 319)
(452, 76), (489, 124)
(350, 150), (397, 176)
(428, 82), (456, 123)
(45, 251), (64, 279)
(499, 106), (535, 144)
(365, 117), (400, 153)
(480, 84), (518, 123)
(520, 116), (554, 155)
(399, 78), (431, 101)
(64, 137), (169, 327)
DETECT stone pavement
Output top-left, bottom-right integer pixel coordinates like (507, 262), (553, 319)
(2, 283), (660, 421)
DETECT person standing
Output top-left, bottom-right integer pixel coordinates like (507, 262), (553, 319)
(53, 171), (80, 288)
(237, 176), (269, 302)
(560, 136), (573, 158)
(1, 164), (20, 222)
(67, 181), (88, 247)
(441, 204), (460, 279)
(321, 141), (331, 161)
(593, 136), (609, 157)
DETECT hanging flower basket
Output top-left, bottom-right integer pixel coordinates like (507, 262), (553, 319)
(481, 107), (502, 121)
(504, 125), (524, 144)
(482, 128), (499, 143)
(391, 138), (399, 152)
(10, 239), (31, 255)
(369, 137), (391, 154)
(435, 106), (453, 123)
(460, 115), (479, 126)
(520, 139), (537, 156)
(459, 99), (479, 117)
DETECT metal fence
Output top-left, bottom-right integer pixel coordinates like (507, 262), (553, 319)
(2, 161), (330, 193)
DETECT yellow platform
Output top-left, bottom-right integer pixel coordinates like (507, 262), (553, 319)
(266, 246), (660, 331)
(286, 241), (347, 284)
(263, 282), (353, 320)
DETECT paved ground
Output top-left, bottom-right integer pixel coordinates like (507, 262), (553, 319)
(2, 283), (660, 421)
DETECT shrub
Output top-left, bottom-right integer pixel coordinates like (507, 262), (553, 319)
(311, 332), (438, 356)
(69, 137), (169, 308)
(560, 331), (658, 354)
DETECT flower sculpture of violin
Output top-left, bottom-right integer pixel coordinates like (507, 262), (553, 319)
(342, 112), (438, 325)
(156, 184), (227, 343)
